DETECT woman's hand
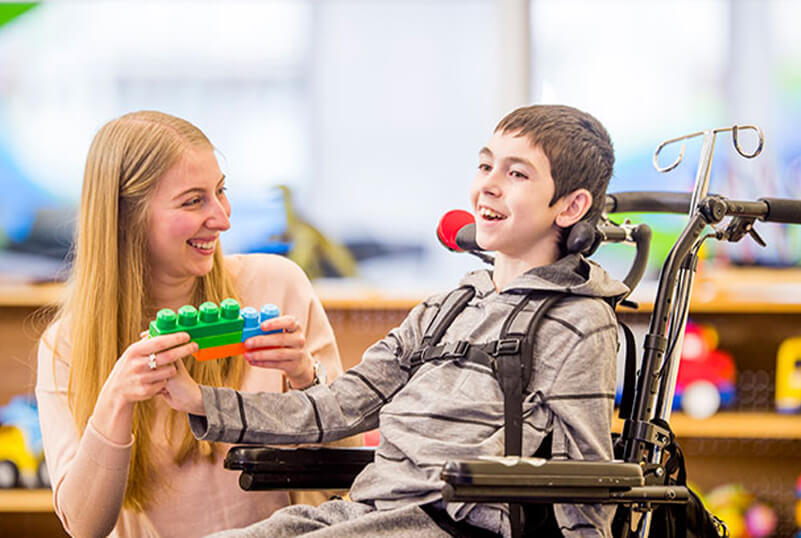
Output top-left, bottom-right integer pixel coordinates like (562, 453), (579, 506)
(162, 358), (205, 415)
(92, 332), (198, 444)
(107, 332), (198, 406)
(243, 315), (316, 389)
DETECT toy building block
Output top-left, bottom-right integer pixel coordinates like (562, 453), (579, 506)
(194, 305), (282, 361)
(241, 304), (281, 341)
(148, 299), (282, 362)
(149, 299), (244, 339)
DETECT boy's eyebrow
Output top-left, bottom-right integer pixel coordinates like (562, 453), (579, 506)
(173, 174), (226, 200)
(480, 147), (536, 169)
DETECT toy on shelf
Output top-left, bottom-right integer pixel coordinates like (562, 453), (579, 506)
(0, 395), (50, 489)
(149, 299), (280, 361)
(705, 483), (778, 538)
(775, 337), (801, 413)
(795, 472), (801, 536)
(673, 321), (736, 419)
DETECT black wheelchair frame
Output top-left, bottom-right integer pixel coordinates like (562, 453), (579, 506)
(225, 125), (801, 537)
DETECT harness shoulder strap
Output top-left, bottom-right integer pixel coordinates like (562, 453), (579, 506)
(409, 286), (476, 366)
(493, 292), (565, 538)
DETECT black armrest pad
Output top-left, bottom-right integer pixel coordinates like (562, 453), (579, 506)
(225, 446), (376, 491)
(441, 457), (644, 489)
(440, 458), (690, 505)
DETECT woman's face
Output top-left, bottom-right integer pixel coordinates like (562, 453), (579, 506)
(146, 147), (231, 283)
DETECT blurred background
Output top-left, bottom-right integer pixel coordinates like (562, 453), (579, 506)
(1, 0), (800, 291)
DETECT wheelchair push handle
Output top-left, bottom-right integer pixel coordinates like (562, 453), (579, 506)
(757, 197), (801, 224)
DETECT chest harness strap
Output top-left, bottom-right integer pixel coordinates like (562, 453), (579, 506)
(409, 286), (567, 538)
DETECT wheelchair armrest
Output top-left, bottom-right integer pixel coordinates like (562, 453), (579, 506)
(225, 446), (375, 491)
(441, 457), (689, 505)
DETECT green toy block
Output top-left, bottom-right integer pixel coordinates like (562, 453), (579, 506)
(193, 331), (243, 350)
(149, 298), (244, 339)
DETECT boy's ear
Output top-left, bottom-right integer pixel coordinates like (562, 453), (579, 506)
(554, 189), (593, 228)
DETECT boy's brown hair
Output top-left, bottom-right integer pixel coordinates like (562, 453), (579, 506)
(495, 104), (614, 228)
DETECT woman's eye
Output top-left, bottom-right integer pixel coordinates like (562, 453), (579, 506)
(217, 186), (228, 196)
(183, 197), (203, 207)
(510, 170), (528, 179)
(478, 163), (492, 172)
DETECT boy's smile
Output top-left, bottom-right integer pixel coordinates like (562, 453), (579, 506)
(469, 130), (562, 263)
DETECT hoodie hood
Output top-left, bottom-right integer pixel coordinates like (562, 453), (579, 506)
(459, 253), (629, 304)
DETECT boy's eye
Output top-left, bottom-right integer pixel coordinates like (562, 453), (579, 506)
(510, 170), (528, 179)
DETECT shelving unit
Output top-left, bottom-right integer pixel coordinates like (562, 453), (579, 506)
(2, 267), (801, 535)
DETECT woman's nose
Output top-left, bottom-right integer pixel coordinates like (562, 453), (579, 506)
(207, 197), (231, 231)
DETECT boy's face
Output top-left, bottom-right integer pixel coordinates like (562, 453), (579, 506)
(469, 130), (562, 258)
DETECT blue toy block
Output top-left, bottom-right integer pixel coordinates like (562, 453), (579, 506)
(241, 304), (281, 342)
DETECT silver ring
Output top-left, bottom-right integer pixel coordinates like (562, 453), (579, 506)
(148, 352), (158, 370)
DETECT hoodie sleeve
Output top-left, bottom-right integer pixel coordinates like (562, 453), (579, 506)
(189, 298), (437, 444)
(524, 298), (619, 538)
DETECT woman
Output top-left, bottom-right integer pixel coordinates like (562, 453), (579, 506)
(36, 111), (347, 537)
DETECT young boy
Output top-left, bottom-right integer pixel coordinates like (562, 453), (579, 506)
(165, 104), (627, 538)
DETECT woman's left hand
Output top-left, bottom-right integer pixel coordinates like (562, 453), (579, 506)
(243, 315), (316, 389)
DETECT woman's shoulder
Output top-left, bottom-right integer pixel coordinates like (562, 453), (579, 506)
(225, 254), (314, 307)
(225, 253), (309, 284)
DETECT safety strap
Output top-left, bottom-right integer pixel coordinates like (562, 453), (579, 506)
(408, 286), (476, 368)
(494, 292), (564, 538)
(408, 286), (568, 538)
(617, 319), (637, 421)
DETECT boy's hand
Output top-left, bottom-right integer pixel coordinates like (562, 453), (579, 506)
(243, 315), (316, 389)
(162, 358), (205, 415)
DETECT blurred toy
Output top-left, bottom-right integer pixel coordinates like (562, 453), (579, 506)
(795, 472), (801, 531)
(673, 321), (736, 418)
(277, 185), (358, 279)
(149, 299), (280, 361)
(745, 502), (778, 537)
(775, 337), (801, 413)
(0, 395), (49, 488)
(706, 483), (777, 538)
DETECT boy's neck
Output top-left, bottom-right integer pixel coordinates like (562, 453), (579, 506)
(491, 248), (561, 291)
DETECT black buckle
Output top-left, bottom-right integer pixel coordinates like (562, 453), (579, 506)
(493, 338), (521, 356)
(448, 340), (470, 358)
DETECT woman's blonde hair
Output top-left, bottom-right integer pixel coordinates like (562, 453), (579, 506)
(51, 111), (244, 511)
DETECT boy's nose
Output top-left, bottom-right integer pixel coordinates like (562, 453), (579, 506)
(481, 170), (503, 196)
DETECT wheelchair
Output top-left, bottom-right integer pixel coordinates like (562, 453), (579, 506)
(225, 125), (801, 537)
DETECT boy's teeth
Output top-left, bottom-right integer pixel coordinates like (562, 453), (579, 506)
(479, 207), (505, 220)
(188, 239), (215, 249)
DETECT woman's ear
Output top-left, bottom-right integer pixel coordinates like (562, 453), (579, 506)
(555, 189), (593, 228)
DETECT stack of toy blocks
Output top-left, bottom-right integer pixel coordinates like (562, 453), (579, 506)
(149, 299), (280, 361)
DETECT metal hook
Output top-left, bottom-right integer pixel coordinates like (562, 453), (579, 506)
(653, 124), (764, 174)
(652, 130), (705, 173)
(731, 124), (764, 159)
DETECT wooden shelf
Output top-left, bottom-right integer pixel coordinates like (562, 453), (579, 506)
(0, 489), (53, 512)
(4, 266), (801, 312)
(613, 412), (801, 439)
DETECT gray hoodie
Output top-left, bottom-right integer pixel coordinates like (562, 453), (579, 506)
(191, 253), (628, 537)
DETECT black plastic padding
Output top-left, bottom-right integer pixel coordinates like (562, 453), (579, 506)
(622, 223), (651, 296)
(758, 197), (801, 224)
(440, 458), (644, 489)
(605, 191), (693, 215)
(225, 446), (375, 491)
(566, 221), (597, 254)
(454, 223), (482, 251)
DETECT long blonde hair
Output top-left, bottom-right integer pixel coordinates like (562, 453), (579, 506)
(50, 111), (245, 511)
